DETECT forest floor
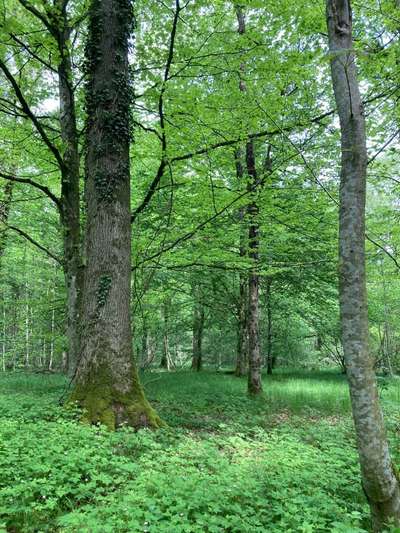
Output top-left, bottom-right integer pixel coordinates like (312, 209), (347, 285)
(1, 369), (400, 533)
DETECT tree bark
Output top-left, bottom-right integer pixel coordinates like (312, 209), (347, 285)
(246, 140), (262, 394)
(235, 5), (262, 394)
(69, 0), (161, 430)
(266, 279), (273, 375)
(326, 1), (400, 529)
(56, 1), (83, 376)
(160, 298), (171, 370)
(234, 149), (248, 377)
(235, 274), (248, 376)
(191, 293), (205, 372)
(0, 182), (13, 265)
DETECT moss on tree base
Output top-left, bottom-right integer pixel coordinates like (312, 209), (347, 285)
(68, 364), (163, 430)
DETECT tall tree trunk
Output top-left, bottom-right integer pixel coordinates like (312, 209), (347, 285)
(160, 298), (171, 370)
(326, 1), (400, 529)
(235, 5), (262, 394)
(266, 279), (273, 375)
(235, 276), (248, 376)
(191, 293), (205, 372)
(0, 182), (13, 263)
(246, 141), (262, 394)
(234, 149), (248, 377)
(56, 0), (83, 376)
(69, 0), (161, 430)
(0, 182), (13, 372)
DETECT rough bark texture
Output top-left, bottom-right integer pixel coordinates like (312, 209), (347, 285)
(56, 1), (83, 376)
(326, 1), (400, 529)
(69, 0), (161, 430)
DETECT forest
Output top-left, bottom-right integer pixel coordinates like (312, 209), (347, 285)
(1, 0), (400, 531)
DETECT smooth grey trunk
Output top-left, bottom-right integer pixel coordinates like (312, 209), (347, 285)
(235, 5), (262, 394)
(326, 1), (400, 529)
(69, 0), (160, 430)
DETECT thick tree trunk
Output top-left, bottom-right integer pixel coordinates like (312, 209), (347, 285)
(326, 1), (400, 529)
(191, 296), (205, 372)
(69, 0), (161, 430)
(56, 1), (83, 376)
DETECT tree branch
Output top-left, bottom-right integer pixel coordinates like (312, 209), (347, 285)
(4, 223), (62, 264)
(0, 59), (65, 172)
(0, 171), (61, 211)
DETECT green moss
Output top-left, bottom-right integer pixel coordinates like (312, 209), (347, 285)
(68, 363), (164, 430)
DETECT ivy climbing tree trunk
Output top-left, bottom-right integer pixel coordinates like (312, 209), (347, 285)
(326, 0), (400, 529)
(69, 0), (161, 429)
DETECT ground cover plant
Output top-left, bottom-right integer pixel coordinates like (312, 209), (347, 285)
(2, 369), (400, 532)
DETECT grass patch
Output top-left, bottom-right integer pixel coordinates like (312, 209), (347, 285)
(1, 368), (399, 532)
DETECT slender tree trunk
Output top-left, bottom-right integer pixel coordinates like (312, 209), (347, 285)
(191, 294), (205, 372)
(0, 182), (13, 372)
(326, 1), (400, 529)
(49, 307), (55, 371)
(0, 182), (13, 264)
(235, 282), (248, 376)
(2, 305), (6, 372)
(234, 149), (248, 377)
(235, 5), (262, 394)
(160, 298), (171, 370)
(246, 141), (262, 394)
(141, 320), (148, 368)
(266, 279), (273, 375)
(56, 1), (83, 376)
(69, 0), (161, 430)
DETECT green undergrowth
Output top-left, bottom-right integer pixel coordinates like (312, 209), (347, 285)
(1, 369), (400, 532)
